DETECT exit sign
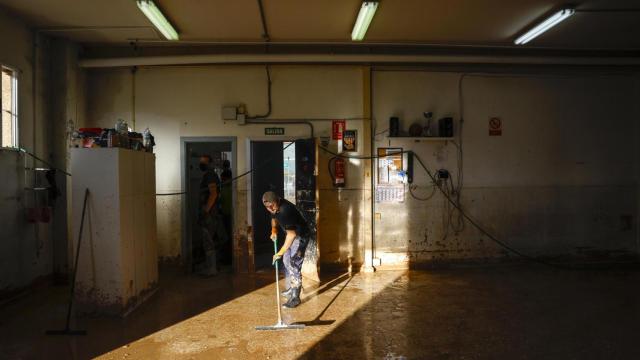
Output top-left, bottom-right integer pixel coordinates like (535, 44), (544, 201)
(265, 127), (285, 135)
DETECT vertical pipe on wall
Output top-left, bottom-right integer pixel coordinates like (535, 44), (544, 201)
(369, 66), (376, 270)
(31, 31), (37, 156)
(131, 66), (137, 131)
(362, 66), (376, 272)
(636, 76), (640, 256)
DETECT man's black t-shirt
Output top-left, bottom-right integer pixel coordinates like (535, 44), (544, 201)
(200, 169), (221, 208)
(273, 198), (310, 238)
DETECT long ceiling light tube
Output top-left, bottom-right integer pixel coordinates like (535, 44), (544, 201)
(515, 8), (575, 45)
(351, 1), (379, 41)
(136, 0), (179, 40)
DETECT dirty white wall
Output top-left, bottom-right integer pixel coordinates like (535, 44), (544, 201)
(0, 9), (50, 295)
(0, 8), (84, 295)
(85, 65), (368, 265)
(373, 71), (640, 267)
(85, 64), (640, 270)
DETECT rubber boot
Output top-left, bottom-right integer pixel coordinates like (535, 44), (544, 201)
(199, 251), (218, 277)
(282, 286), (301, 308)
(281, 277), (292, 298)
(281, 287), (293, 298)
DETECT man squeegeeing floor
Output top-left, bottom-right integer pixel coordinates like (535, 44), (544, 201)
(262, 191), (310, 308)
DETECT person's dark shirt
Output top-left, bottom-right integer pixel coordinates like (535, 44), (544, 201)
(221, 169), (232, 181)
(200, 168), (221, 207)
(272, 198), (310, 238)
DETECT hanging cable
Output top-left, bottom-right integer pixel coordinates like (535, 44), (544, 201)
(8, 147), (72, 177)
(317, 145), (622, 269)
(408, 183), (436, 201)
(156, 141), (297, 196)
(411, 152), (574, 269)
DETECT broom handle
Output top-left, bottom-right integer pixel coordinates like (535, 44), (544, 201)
(65, 188), (89, 330)
(273, 233), (283, 324)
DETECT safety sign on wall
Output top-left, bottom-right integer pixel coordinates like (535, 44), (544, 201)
(332, 120), (346, 140)
(489, 117), (502, 136)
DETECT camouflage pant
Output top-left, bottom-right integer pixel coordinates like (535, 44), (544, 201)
(283, 236), (308, 288)
(199, 210), (228, 256)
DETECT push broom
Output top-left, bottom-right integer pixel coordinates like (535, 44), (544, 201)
(255, 232), (305, 331)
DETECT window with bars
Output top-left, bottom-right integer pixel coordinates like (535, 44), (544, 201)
(1, 66), (18, 148)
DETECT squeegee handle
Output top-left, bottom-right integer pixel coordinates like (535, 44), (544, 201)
(272, 227), (278, 255)
(273, 233), (284, 324)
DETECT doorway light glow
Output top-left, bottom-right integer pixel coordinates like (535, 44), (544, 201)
(514, 8), (575, 45)
(351, 1), (379, 41)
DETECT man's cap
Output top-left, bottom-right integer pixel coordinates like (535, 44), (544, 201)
(262, 191), (280, 204)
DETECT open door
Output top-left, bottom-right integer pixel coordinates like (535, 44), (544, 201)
(249, 138), (319, 277)
(295, 138), (320, 282)
(250, 141), (285, 269)
(183, 140), (235, 273)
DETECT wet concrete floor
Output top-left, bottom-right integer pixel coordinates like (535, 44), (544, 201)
(1, 264), (639, 359)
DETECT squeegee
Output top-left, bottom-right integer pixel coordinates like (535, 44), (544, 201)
(255, 234), (305, 331)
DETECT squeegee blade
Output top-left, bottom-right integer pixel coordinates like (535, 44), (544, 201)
(255, 323), (305, 330)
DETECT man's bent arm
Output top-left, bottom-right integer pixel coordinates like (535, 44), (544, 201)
(277, 230), (297, 256)
(205, 184), (218, 212)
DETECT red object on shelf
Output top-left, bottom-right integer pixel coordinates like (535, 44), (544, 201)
(79, 127), (103, 134)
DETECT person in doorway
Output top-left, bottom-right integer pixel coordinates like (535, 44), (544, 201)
(219, 162), (233, 265)
(198, 155), (228, 276)
(262, 191), (310, 308)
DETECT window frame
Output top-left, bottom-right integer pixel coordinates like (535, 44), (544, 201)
(1, 65), (19, 149)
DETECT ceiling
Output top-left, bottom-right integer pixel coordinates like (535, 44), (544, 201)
(1, 0), (640, 50)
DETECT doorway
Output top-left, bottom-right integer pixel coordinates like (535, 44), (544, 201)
(181, 137), (236, 273)
(250, 139), (318, 276)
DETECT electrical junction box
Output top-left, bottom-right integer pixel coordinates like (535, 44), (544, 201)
(237, 113), (246, 125)
(222, 106), (237, 120)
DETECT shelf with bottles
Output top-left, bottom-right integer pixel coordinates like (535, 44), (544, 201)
(386, 136), (454, 141)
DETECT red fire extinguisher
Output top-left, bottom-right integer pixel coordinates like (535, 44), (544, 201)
(329, 156), (346, 187)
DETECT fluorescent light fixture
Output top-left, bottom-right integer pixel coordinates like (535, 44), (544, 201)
(136, 0), (179, 40)
(351, 1), (379, 41)
(515, 8), (575, 45)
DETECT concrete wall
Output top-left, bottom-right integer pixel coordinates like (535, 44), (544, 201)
(0, 9), (51, 295)
(373, 71), (640, 267)
(0, 9), (84, 296)
(49, 38), (86, 281)
(84, 64), (640, 270)
(85, 65), (369, 266)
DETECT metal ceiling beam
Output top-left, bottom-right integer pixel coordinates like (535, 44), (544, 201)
(78, 43), (640, 68)
(79, 52), (640, 68)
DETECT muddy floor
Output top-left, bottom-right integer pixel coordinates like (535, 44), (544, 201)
(1, 264), (639, 359)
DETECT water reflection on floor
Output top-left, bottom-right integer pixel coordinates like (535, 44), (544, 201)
(1, 264), (639, 359)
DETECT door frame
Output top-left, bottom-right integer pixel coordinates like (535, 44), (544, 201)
(180, 136), (237, 273)
(245, 136), (301, 231)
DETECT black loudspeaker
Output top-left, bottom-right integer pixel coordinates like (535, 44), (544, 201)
(438, 117), (453, 137)
(407, 151), (414, 184)
(389, 117), (399, 137)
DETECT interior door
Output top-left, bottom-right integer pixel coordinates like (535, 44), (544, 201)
(251, 141), (285, 269)
(295, 138), (320, 282)
(185, 142), (230, 273)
